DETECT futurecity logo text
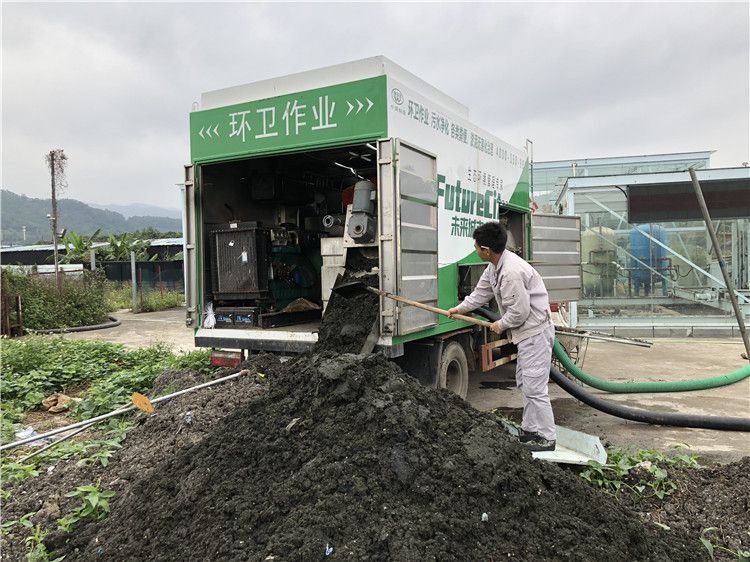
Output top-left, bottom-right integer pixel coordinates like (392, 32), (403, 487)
(438, 174), (513, 238)
(438, 174), (504, 238)
(190, 76), (387, 161)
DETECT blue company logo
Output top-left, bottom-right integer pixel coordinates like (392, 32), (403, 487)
(391, 88), (404, 105)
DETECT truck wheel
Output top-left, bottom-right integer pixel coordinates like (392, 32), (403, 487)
(439, 341), (469, 399)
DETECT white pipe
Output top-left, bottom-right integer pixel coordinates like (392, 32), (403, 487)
(1, 369), (250, 452)
(20, 422), (96, 462)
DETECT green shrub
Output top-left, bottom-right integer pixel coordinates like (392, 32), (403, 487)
(1, 268), (109, 330)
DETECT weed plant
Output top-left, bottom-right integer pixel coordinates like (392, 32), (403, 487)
(57, 482), (115, 532)
(580, 446), (700, 500)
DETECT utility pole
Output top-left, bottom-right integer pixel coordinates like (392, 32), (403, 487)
(46, 149), (67, 291)
(50, 151), (61, 290)
(689, 168), (750, 362)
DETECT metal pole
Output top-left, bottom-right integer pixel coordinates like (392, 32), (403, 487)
(90, 248), (96, 270)
(131, 251), (137, 311)
(689, 168), (750, 362)
(1, 369), (251, 451)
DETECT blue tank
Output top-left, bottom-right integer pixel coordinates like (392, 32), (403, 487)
(630, 224), (668, 296)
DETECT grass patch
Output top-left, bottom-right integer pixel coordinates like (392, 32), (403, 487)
(105, 283), (184, 313)
(104, 283), (132, 311)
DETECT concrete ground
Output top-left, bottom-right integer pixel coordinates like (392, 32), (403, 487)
(469, 339), (750, 464)
(63, 308), (749, 463)
(63, 308), (196, 351)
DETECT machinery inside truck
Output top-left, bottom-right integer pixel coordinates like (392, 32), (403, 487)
(198, 142), (379, 333)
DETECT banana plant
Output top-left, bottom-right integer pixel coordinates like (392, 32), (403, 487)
(59, 229), (101, 264)
(101, 233), (156, 261)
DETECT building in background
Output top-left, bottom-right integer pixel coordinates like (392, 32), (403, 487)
(549, 160), (750, 337)
(532, 151), (712, 212)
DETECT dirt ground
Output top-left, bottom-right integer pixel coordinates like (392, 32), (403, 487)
(5, 305), (747, 560)
(63, 308), (750, 463)
(5, 353), (702, 561)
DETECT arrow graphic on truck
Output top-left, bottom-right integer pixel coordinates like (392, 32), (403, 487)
(346, 97), (375, 115)
(198, 124), (220, 139)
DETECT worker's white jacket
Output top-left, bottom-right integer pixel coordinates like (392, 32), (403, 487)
(455, 251), (553, 344)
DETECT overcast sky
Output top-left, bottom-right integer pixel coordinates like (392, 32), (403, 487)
(2, 2), (748, 210)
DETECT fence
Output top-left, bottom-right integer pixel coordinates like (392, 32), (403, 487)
(100, 260), (184, 291)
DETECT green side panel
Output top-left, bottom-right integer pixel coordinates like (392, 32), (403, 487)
(191, 76), (388, 163)
(508, 159), (531, 210)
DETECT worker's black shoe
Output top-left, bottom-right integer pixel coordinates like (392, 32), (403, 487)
(521, 437), (556, 452)
(518, 429), (542, 443)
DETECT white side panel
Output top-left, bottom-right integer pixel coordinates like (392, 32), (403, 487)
(378, 139), (398, 335)
(386, 76), (529, 266)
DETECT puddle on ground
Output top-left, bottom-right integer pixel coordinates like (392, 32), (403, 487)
(479, 380), (515, 390)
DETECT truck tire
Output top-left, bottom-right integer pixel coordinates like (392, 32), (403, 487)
(439, 341), (469, 399)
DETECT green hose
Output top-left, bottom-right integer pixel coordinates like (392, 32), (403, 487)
(553, 339), (750, 393)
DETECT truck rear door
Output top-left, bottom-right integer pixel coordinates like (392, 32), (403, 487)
(531, 214), (582, 303)
(378, 139), (439, 336)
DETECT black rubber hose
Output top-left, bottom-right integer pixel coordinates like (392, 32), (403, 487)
(472, 307), (750, 432)
(32, 316), (121, 334)
(550, 365), (750, 432)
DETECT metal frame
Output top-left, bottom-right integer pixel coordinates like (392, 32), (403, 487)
(479, 338), (517, 371)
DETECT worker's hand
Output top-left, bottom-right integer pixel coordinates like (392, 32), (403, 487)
(447, 307), (460, 318)
(490, 320), (503, 334)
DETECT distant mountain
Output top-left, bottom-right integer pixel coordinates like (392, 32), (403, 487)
(88, 202), (181, 220)
(0, 190), (182, 245)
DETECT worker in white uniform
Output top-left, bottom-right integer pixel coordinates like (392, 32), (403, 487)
(448, 221), (557, 451)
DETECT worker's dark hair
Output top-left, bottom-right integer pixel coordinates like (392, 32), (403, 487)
(473, 222), (507, 253)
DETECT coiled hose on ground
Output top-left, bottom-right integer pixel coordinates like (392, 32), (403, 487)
(473, 308), (750, 431)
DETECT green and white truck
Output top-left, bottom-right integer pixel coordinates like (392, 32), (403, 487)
(183, 56), (582, 398)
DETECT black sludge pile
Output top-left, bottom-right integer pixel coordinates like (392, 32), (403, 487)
(56, 298), (698, 561)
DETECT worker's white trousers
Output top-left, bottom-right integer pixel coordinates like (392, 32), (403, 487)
(515, 325), (557, 441)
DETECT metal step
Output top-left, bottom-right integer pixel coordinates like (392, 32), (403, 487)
(500, 421), (607, 465)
